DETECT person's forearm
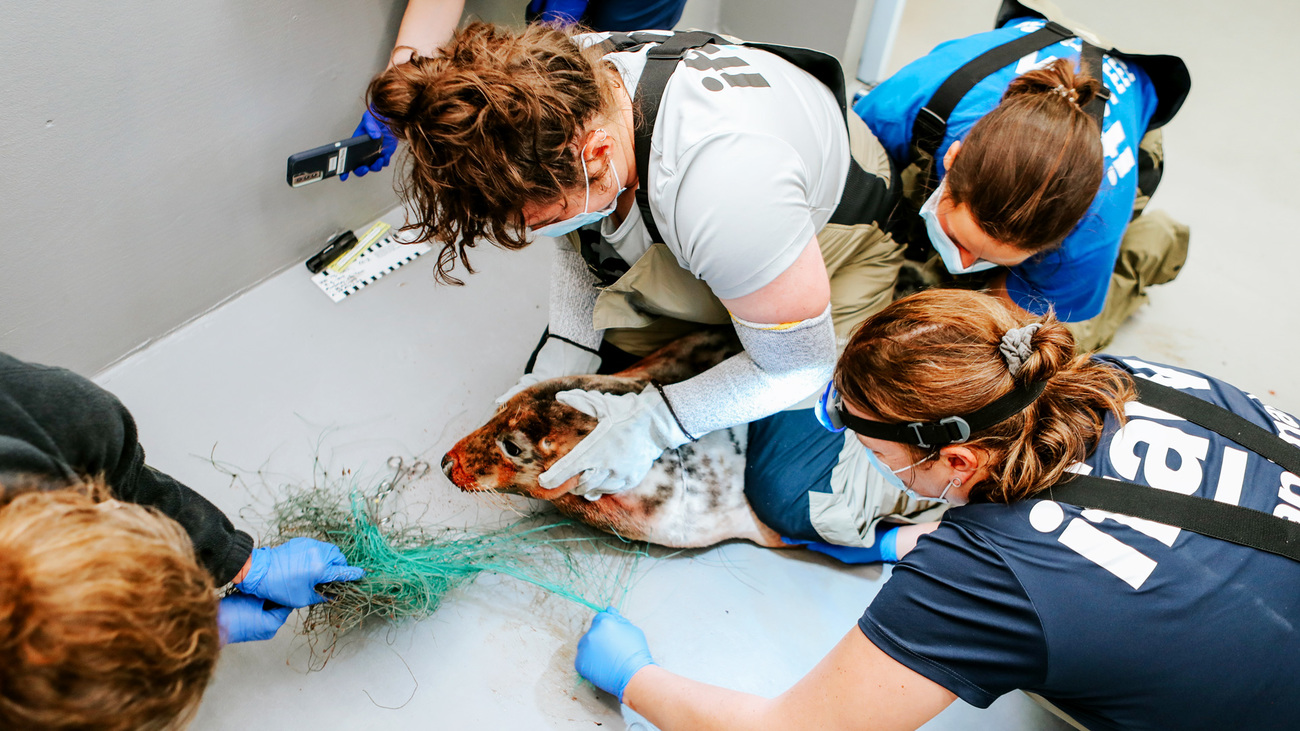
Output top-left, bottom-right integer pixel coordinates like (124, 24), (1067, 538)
(550, 246), (605, 351)
(663, 305), (835, 438)
(893, 522), (941, 558)
(390, 0), (465, 66)
(624, 665), (788, 731)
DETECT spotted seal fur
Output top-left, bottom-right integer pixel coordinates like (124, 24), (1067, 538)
(441, 330), (785, 548)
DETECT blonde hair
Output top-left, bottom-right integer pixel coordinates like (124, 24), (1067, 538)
(835, 290), (1135, 503)
(0, 479), (219, 730)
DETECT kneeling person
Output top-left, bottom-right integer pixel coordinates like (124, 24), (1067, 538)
(0, 353), (364, 729)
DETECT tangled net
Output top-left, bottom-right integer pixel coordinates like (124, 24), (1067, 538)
(265, 481), (645, 666)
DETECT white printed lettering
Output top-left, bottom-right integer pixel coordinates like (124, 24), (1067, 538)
(1108, 419), (1209, 494)
(1030, 500), (1066, 533)
(1102, 122), (1126, 159)
(1237, 395), (1300, 447)
(1015, 53), (1057, 75)
(1065, 461), (1094, 475)
(1278, 472), (1300, 509)
(1120, 358), (1213, 391)
(1059, 518), (1158, 589)
(1274, 503), (1300, 523)
(1082, 508), (1180, 547)
(1110, 146), (1135, 180)
(1264, 405), (1299, 429)
(1213, 447), (1248, 506)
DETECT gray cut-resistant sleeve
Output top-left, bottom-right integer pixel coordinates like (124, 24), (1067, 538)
(663, 305), (835, 438)
(549, 244), (605, 352)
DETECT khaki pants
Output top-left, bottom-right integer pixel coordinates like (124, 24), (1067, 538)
(1065, 208), (1188, 352)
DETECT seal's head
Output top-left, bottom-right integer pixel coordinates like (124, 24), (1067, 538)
(441, 374), (644, 500)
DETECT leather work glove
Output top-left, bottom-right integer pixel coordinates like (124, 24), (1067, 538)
(539, 385), (691, 499)
(495, 337), (602, 405)
(575, 608), (656, 702)
(217, 594), (293, 644)
(235, 537), (365, 608)
(338, 108), (398, 180)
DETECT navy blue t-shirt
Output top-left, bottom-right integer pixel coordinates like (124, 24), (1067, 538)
(853, 18), (1159, 321)
(860, 357), (1300, 731)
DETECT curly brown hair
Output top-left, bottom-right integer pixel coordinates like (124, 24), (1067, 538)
(946, 58), (1106, 251)
(0, 478), (220, 731)
(835, 289), (1135, 503)
(367, 21), (620, 283)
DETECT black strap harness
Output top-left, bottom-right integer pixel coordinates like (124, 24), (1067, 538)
(843, 372), (1300, 562)
(835, 380), (1047, 449)
(578, 30), (897, 287)
(1046, 377), (1300, 563)
(908, 20), (1110, 203)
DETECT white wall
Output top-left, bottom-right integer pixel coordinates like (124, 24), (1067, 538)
(0, 0), (519, 375)
(0, 0), (881, 376)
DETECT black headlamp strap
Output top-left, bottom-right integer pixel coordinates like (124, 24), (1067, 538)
(838, 380), (1047, 448)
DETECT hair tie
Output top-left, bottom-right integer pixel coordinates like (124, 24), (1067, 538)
(999, 323), (1042, 377)
(1051, 84), (1080, 105)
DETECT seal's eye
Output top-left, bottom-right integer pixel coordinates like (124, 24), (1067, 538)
(502, 439), (523, 457)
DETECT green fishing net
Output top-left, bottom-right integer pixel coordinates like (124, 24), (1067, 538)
(263, 477), (645, 665)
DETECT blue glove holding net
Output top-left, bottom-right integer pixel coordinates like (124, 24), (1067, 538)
(218, 594), (292, 644)
(575, 608), (656, 701)
(236, 537), (365, 608)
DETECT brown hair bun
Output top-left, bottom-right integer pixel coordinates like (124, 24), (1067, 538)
(835, 289), (1134, 503)
(945, 57), (1106, 252)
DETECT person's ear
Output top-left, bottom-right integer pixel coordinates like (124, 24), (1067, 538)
(942, 140), (962, 172)
(580, 128), (614, 163)
(939, 444), (982, 482)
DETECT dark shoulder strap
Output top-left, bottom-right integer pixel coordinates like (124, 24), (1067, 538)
(910, 21), (1073, 165)
(1130, 377), (1300, 476)
(632, 31), (728, 244)
(1047, 477), (1300, 562)
(626, 31), (887, 242)
(1077, 41), (1112, 127)
(1044, 377), (1300, 563)
(745, 42), (848, 115)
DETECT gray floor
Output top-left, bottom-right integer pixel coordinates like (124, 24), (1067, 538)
(93, 2), (1299, 729)
(98, 211), (1068, 730)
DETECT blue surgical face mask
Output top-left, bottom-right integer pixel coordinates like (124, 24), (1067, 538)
(920, 181), (998, 275)
(531, 131), (623, 238)
(864, 448), (955, 504)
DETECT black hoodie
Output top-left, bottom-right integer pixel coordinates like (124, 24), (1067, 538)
(0, 352), (253, 583)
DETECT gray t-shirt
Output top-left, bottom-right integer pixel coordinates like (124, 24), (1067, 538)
(581, 33), (850, 300)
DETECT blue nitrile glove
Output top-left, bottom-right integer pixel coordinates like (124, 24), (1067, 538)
(217, 594), (293, 644)
(782, 525), (900, 564)
(539, 386), (691, 500)
(339, 108), (398, 180)
(527, 0), (591, 23)
(575, 608), (656, 701)
(235, 537), (365, 608)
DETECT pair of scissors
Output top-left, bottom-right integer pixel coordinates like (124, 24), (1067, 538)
(368, 455), (431, 525)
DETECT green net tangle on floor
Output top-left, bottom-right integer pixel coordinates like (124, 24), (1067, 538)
(265, 476), (647, 667)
